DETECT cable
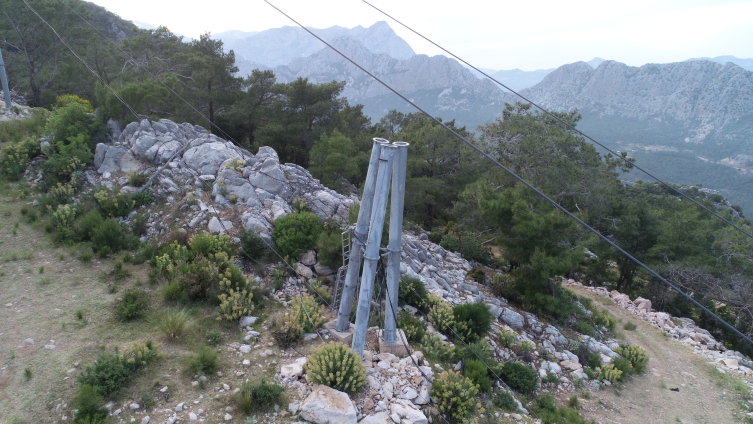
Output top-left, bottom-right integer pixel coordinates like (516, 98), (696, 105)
(262, 0), (753, 348)
(359, 0), (753, 241)
(24, 0), (332, 344)
(22, 0), (141, 120)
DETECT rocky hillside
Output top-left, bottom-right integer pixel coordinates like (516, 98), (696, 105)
(215, 21), (416, 69)
(271, 37), (516, 129)
(521, 60), (753, 154)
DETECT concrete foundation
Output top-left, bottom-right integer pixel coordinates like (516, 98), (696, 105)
(324, 320), (354, 345)
(378, 329), (409, 357)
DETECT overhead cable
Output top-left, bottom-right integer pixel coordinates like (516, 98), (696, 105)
(262, 0), (753, 348)
(359, 0), (753, 241)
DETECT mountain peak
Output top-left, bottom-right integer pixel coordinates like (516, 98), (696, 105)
(214, 21), (415, 68)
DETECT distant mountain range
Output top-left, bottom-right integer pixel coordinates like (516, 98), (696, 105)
(212, 21), (415, 68)
(270, 36), (515, 129)
(129, 19), (753, 212)
(685, 55), (753, 72)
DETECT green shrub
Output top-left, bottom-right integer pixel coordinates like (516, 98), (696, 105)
(592, 310), (616, 332)
(492, 390), (518, 412)
(531, 394), (591, 424)
(597, 364), (622, 382)
(130, 213), (148, 236)
(128, 172), (149, 187)
(189, 232), (235, 258)
(78, 342), (160, 396)
(309, 280), (332, 305)
(499, 361), (538, 394)
(77, 354), (129, 397)
(206, 331), (224, 345)
(499, 328), (517, 348)
(239, 229), (269, 261)
(568, 395), (581, 410)
(217, 276), (256, 321)
(396, 310), (426, 343)
(430, 370), (483, 424)
(291, 293), (326, 333)
(468, 267), (485, 283)
(614, 344), (649, 374)
(306, 342), (366, 393)
(490, 273), (514, 298)
(428, 294), (473, 341)
(72, 384), (108, 423)
(44, 101), (104, 154)
(238, 379), (285, 413)
(611, 357), (634, 380)
(316, 220), (344, 269)
(0, 137), (41, 181)
(429, 231), (444, 244)
(439, 233), (491, 264)
(162, 280), (185, 302)
(190, 345), (219, 374)
(91, 218), (135, 256)
(575, 320), (596, 337)
(542, 372), (560, 384)
(587, 352), (602, 369)
(115, 290), (149, 322)
(452, 302), (493, 340)
(271, 211), (323, 259)
(463, 358), (492, 393)
(419, 333), (461, 363)
(623, 321), (637, 331)
(397, 276), (427, 308)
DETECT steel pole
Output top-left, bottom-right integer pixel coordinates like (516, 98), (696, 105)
(335, 138), (388, 332)
(351, 144), (395, 356)
(383, 142), (409, 342)
(0, 49), (11, 109)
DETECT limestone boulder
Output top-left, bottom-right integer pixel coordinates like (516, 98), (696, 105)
(300, 385), (357, 424)
(359, 412), (392, 424)
(500, 307), (525, 330)
(183, 141), (243, 175)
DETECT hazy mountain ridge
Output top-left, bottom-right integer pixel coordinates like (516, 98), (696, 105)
(271, 36), (515, 128)
(521, 60), (753, 150)
(214, 21), (415, 68)
(685, 55), (753, 72)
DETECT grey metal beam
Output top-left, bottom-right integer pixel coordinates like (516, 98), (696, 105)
(0, 49), (11, 109)
(335, 138), (388, 332)
(383, 142), (409, 341)
(351, 143), (396, 356)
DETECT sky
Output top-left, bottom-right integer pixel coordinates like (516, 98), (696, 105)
(88, 0), (753, 71)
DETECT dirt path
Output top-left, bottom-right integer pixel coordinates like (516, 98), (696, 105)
(568, 284), (747, 424)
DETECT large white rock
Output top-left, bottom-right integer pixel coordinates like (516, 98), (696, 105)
(281, 357), (308, 378)
(359, 412), (392, 424)
(500, 307), (525, 330)
(183, 141), (243, 175)
(390, 403), (427, 424)
(300, 385), (357, 424)
(208, 217), (233, 234)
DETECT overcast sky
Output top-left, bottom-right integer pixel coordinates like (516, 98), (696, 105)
(89, 0), (753, 71)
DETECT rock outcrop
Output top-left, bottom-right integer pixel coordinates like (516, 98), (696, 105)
(91, 118), (357, 242)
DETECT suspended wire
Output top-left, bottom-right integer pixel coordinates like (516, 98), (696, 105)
(262, 0), (753, 348)
(21, 0), (141, 120)
(23, 0), (330, 336)
(359, 0), (753, 241)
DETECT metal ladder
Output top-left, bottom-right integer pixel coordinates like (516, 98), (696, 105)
(330, 227), (352, 310)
